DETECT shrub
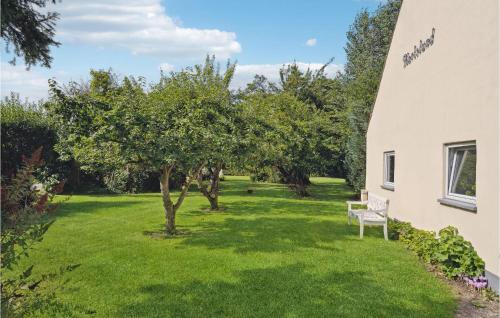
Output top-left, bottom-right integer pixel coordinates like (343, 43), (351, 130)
(103, 165), (151, 194)
(389, 220), (485, 280)
(402, 228), (439, 264)
(1, 95), (59, 178)
(0, 95), (97, 192)
(1, 148), (66, 315)
(249, 167), (281, 183)
(434, 226), (485, 278)
(387, 219), (412, 240)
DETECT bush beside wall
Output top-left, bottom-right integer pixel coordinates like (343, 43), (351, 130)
(388, 219), (486, 281)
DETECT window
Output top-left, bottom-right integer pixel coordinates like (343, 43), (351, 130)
(445, 142), (476, 203)
(383, 151), (395, 189)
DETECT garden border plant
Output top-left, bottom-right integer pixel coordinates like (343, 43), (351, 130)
(0, 147), (70, 316)
(388, 219), (496, 297)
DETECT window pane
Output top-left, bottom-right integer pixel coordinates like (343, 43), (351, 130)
(388, 155), (395, 183)
(449, 147), (476, 197)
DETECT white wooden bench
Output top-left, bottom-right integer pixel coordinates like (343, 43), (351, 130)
(346, 192), (389, 240)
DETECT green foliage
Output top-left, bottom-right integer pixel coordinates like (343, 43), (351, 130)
(1, 263), (82, 317)
(1, 147), (65, 315)
(236, 63), (348, 181)
(0, 147), (61, 269)
(238, 74), (279, 97)
(402, 228), (439, 264)
(1, 94), (104, 192)
(236, 61), (348, 194)
(1, 94), (58, 178)
(435, 226), (485, 278)
(249, 166), (281, 183)
(240, 92), (336, 196)
(343, 0), (402, 192)
(1, 0), (60, 68)
(185, 56), (237, 210)
(280, 63), (348, 177)
(389, 220), (485, 279)
(102, 164), (150, 194)
(47, 56), (239, 232)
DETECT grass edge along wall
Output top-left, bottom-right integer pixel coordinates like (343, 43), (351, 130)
(365, 0), (500, 292)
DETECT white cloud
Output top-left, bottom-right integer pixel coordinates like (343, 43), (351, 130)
(1, 63), (49, 101)
(159, 63), (175, 73)
(232, 62), (341, 89)
(305, 38), (317, 47)
(50, 0), (241, 59)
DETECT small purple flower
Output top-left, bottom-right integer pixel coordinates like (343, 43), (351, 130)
(462, 275), (488, 289)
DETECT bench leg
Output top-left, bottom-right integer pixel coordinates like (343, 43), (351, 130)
(383, 223), (388, 241)
(348, 212), (351, 225)
(359, 219), (364, 239)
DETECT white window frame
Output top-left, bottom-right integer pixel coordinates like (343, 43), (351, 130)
(383, 151), (395, 188)
(444, 141), (476, 204)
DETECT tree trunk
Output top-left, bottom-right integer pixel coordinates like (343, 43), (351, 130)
(294, 182), (309, 197)
(208, 194), (218, 210)
(294, 174), (310, 197)
(277, 166), (310, 197)
(196, 164), (221, 210)
(160, 165), (193, 235)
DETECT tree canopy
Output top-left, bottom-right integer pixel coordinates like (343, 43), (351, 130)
(342, 0), (402, 192)
(1, 0), (60, 68)
(240, 91), (337, 196)
(47, 57), (238, 233)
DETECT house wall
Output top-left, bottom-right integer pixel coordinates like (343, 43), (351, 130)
(366, 0), (499, 291)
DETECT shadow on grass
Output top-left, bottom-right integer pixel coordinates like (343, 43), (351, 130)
(143, 226), (193, 239)
(220, 178), (354, 202)
(221, 199), (343, 217)
(178, 195), (390, 253)
(118, 263), (455, 318)
(55, 200), (147, 218)
(180, 217), (345, 253)
(220, 181), (294, 200)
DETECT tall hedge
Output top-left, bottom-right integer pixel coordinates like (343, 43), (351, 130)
(1, 96), (59, 178)
(343, 0), (402, 192)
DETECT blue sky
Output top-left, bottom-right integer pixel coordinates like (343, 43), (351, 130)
(1, 0), (381, 101)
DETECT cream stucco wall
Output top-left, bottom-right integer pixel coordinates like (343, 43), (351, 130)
(366, 0), (499, 287)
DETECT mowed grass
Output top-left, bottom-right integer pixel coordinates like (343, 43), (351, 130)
(17, 176), (456, 317)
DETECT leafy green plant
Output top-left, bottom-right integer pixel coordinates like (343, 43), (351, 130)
(1, 147), (65, 315)
(402, 228), (438, 264)
(389, 220), (485, 279)
(1, 95), (59, 178)
(433, 226), (485, 278)
(387, 219), (412, 240)
(103, 164), (151, 194)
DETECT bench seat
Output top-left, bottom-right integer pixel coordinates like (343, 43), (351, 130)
(347, 192), (389, 240)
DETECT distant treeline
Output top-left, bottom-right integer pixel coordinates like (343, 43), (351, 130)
(0, 0), (402, 195)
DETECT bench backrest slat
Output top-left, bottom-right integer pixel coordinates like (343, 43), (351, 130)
(367, 192), (389, 215)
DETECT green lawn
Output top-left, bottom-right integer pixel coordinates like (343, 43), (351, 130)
(18, 176), (456, 317)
